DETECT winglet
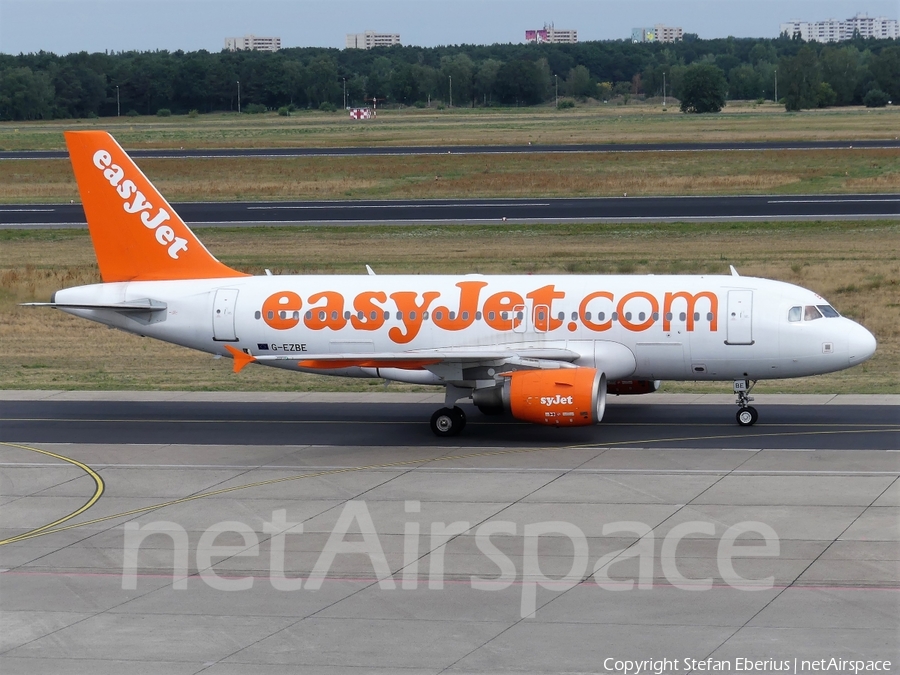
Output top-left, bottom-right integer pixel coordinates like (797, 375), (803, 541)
(224, 345), (257, 373)
(64, 130), (249, 283)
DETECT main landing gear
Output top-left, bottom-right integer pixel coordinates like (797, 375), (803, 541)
(430, 406), (467, 437)
(734, 379), (759, 427)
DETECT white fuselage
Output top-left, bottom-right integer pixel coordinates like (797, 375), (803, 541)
(54, 274), (876, 387)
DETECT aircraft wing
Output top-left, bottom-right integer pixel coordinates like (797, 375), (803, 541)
(224, 345), (580, 373)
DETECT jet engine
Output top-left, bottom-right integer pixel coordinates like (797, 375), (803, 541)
(472, 367), (607, 426)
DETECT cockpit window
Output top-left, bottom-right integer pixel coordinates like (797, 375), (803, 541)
(817, 305), (840, 318)
(788, 306), (802, 322)
(803, 305), (823, 321)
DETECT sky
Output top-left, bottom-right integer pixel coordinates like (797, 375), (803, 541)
(0, 0), (897, 55)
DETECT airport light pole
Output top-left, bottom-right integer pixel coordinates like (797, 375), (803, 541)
(774, 69), (777, 103)
(662, 72), (666, 107)
(343, 77), (346, 109)
(449, 75), (452, 107)
(555, 74), (558, 108)
(236, 80), (241, 114)
(116, 85), (120, 117)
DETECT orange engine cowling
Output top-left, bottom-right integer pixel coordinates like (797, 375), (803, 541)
(506, 368), (607, 427)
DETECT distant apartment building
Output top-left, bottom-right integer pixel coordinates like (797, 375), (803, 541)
(224, 35), (281, 52)
(780, 13), (899, 42)
(631, 24), (683, 43)
(525, 24), (578, 44)
(345, 31), (401, 49)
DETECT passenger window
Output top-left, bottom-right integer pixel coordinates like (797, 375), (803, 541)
(788, 307), (801, 322)
(293, 311), (300, 320)
(804, 306), (823, 321)
(267, 311), (274, 320)
(571, 312), (578, 321)
(679, 312), (686, 321)
(422, 311), (428, 320)
(488, 311), (495, 320)
(476, 311), (482, 320)
(598, 312), (605, 321)
(332, 311), (339, 320)
(255, 311), (262, 320)
(817, 305), (840, 318)
(383, 311), (390, 320)
(344, 311), (351, 320)
(434, 311), (443, 320)
(462, 311), (469, 320)
(584, 311), (591, 320)
(557, 311), (565, 321)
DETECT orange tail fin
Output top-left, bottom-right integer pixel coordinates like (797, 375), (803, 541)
(65, 131), (248, 282)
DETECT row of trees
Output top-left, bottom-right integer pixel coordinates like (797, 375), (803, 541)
(0, 36), (897, 120)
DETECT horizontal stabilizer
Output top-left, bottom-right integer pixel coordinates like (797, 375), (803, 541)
(21, 299), (167, 312)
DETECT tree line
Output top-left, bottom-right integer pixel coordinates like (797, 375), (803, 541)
(0, 35), (897, 121)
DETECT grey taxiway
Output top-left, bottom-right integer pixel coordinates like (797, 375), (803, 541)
(1, 391), (897, 674)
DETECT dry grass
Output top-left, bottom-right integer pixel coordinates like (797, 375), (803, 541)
(1, 221), (897, 393)
(1, 149), (897, 203)
(1, 104), (899, 152)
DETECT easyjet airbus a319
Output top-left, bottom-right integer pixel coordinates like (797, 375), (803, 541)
(29, 131), (877, 436)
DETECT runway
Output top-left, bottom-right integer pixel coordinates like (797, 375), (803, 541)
(1, 393), (897, 673)
(1, 397), (898, 449)
(3, 138), (899, 161)
(2, 193), (899, 229)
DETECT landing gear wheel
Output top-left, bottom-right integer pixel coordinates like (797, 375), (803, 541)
(430, 406), (466, 437)
(736, 406), (758, 427)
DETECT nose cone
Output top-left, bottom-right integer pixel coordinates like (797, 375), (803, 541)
(848, 322), (877, 366)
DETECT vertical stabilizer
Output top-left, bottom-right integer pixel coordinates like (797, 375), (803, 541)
(65, 131), (248, 282)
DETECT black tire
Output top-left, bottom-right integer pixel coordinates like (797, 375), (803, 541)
(451, 406), (467, 431)
(736, 406), (758, 426)
(431, 407), (462, 437)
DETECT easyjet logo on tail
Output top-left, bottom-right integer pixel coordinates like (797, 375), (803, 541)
(92, 150), (189, 259)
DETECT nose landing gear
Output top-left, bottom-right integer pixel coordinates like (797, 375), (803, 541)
(734, 379), (758, 426)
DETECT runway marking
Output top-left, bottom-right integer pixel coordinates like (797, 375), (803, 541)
(768, 198), (900, 204)
(0, 208), (55, 212)
(246, 202), (552, 210)
(0, 441), (105, 546)
(2, 425), (896, 546)
(2, 416), (896, 429)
